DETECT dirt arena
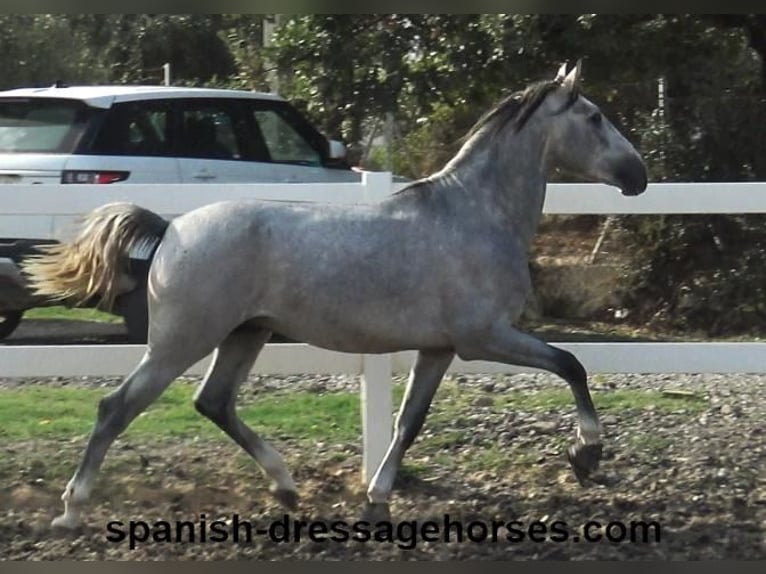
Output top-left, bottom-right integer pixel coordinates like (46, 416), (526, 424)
(1, 368), (764, 560)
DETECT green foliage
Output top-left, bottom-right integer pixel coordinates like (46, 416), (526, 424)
(0, 15), (238, 89)
(269, 15), (547, 150)
(219, 15), (270, 91)
(0, 15), (111, 88)
(596, 15), (766, 335)
(365, 101), (476, 177)
(622, 214), (766, 335)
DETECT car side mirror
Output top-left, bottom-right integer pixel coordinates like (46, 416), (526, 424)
(327, 139), (347, 160)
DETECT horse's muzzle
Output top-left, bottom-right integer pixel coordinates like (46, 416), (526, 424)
(616, 155), (648, 196)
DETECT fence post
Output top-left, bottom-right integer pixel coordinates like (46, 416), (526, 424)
(361, 170), (392, 203)
(360, 170), (394, 484)
(361, 353), (393, 484)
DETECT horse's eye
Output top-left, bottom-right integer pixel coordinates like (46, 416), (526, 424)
(589, 112), (603, 126)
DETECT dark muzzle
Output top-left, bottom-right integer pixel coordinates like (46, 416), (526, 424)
(616, 155), (648, 196)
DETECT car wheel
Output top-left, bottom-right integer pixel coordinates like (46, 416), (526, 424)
(0, 310), (23, 339)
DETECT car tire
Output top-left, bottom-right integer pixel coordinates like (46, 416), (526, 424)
(0, 310), (23, 339)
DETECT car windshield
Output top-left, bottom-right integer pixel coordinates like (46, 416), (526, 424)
(0, 98), (95, 153)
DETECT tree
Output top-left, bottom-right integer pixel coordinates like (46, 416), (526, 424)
(0, 15), (111, 89)
(64, 15), (236, 85)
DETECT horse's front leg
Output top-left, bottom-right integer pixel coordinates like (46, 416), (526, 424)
(456, 324), (603, 484)
(362, 349), (454, 522)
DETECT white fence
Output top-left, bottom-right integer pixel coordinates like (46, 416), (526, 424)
(2, 173), (766, 482)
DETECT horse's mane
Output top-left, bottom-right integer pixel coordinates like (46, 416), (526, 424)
(463, 78), (579, 143)
(393, 78), (580, 196)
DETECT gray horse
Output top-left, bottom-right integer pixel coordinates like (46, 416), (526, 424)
(24, 61), (647, 529)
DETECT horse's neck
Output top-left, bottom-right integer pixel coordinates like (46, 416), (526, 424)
(435, 125), (549, 251)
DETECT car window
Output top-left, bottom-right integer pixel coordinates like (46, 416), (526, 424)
(91, 102), (172, 156)
(179, 105), (243, 160)
(252, 109), (322, 166)
(0, 98), (94, 153)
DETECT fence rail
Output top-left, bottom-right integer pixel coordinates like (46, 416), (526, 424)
(5, 180), (766, 241)
(2, 174), (766, 481)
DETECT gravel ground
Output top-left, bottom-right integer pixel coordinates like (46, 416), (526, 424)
(0, 370), (765, 560)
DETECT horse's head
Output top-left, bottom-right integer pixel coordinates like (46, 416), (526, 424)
(542, 61), (647, 196)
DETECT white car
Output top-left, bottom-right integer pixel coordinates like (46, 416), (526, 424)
(0, 84), (358, 185)
(0, 85), (361, 340)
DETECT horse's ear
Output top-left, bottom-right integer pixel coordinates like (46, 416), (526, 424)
(561, 59), (582, 91)
(555, 62), (568, 82)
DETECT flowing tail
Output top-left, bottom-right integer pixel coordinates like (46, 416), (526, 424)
(22, 202), (169, 311)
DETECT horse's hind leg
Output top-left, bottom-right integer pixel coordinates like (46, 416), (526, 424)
(364, 349), (454, 522)
(52, 351), (195, 529)
(193, 327), (298, 510)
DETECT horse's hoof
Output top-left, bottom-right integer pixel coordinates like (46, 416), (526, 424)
(272, 488), (299, 511)
(360, 502), (391, 523)
(51, 512), (81, 531)
(567, 442), (603, 486)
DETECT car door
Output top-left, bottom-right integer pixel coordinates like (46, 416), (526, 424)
(70, 99), (182, 183)
(175, 98), (281, 183)
(176, 97), (359, 184)
(244, 100), (360, 183)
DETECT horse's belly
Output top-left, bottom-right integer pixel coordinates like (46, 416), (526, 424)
(262, 304), (451, 354)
